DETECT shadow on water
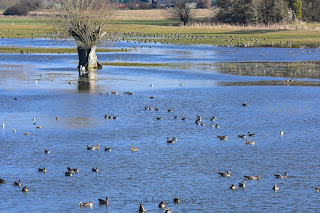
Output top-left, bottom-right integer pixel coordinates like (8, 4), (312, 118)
(78, 69), (97, 92)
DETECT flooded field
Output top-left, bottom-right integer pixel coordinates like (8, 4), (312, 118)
(1, 39), (320, 212)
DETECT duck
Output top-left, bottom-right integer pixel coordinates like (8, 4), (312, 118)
(155, 107), (160, 111)
(274, 173), (287, 179)
(158, 201), (165, 208)
(87, 145), (93, 150)
(139, 203), (147, 212)
(239, 180), (246, 188)
(79, 201), (93, 207)
(22, 185), (28, 192)
(0, 178), (7, 183)
(131, 146), (139, 152)
(98, 197), (109, 205)
(215, 124), (220, 128)
(238, 134), (246, 138)
(92, 143), (100, 150)
(273, 184), (279, 191)
(14, 180), (21, 186)
(156, 117), (162, 120)
(315, 187), (320, 192)
(248, 132), (256, 137)
(230, 184), (236, 190)
(167, 137), (175, 144)
(168, 109), (173, 112)
(38, 167), (46, 173)
(245, 139), (255, 145)
(242, 102), (248, 106)
(92, 167), (99, 173)
(174, 115), (179, 119)
(67, 167), (79, 173)
(244, 175), (260, 180)
(181, 117), (187, 121)
(217, 135), (228, 141)
(219, 171), (230, 177)
(2, 123), (4, 129)
(105, 147), (111, 152)
(173, 197), (180, 203)
(65, 171), (72, 177)
(44, 148), (50, 154)
(280, 130), (284, 135)
(13, 128), (16, 133)
(165, 207), (172, 213)
(210, 116), (216, 121)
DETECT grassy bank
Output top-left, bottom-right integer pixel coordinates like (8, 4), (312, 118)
(0, 10), (320, 48)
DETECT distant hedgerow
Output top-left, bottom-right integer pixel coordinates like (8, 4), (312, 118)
(3, 3), (30, 16)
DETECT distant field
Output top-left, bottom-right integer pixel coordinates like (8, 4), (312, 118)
(0, 9), (319, 48)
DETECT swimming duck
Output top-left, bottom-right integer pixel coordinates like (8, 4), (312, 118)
(157, 117), (162, 120)
(158, 201), (165, 208)
(173, 197), (180, 203)
(87, 145), (93, 150)
(67, 167), (79, 173)
(217, 136), (228, 141)
(131, 146), (139, 152)
(105, 147), (111, 152)
(44, 148), (50, 154)
(219, 171), (231, 177)
(13, 128), (16, 133)
(273, 184), (279, 191)
(244, 175), (260, 180)
(239, 180), (246, 188)
(238, 135), (246, 138)
(14, 180), (21, 186)
(79, 201), (93, 207)
(2, 123), (4, 129)
(165, 207), (172, 213)
(245, 139), (255, 145)
(168, 109), (173, 112)
(0, 179), (6, 183)
(174, 115), (179, 119)
(274, 173), (287, 179)
(315, 187), (320, 192)
(98, 197), (109, 205)
(242, 102), (248, 106)
(215, 124), (220, 128)
(155, 107), (160, 111)
(65, 171), (72, 177)
(22, 185), (28, 192)
(92, 167), (99, 172)
(280, 130), (284, 135)
(139, 203), (147, 212)
(167, 137), (175, 144)
(200, 122), (205, 126)
(230, 184), (236, 190)
(210, 116), (216, 121)
(38, 167), (46, 173)
(248, 132), (256, 137)
(181, 117), (187, 121)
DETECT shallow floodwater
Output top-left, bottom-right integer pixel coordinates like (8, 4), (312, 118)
(0, 39), (320, 212)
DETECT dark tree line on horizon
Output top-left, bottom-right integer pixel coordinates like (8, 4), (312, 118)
(216, 0), (320, 24)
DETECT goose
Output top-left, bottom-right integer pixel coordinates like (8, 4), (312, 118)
(244, 175), (260, 180)
(274, 173), (287, 179)
(92, 167), (98, 172)
(139, 203), (147, 212)
(219, 171), (230, 177)
(239, 180), (246, 188)
(98, 197), (109, 205)
(248, 132), (256, 137)
(105, 147), (111, 152)
(242, 102), (248, 106)
(158, 201), (165, 208)
(0, 179), (7, 183)
(22, 185), (28, 192)
(44, 148), (50, 154)
(38, 167), (46, 173)
(14, 180), (21, 186)
(79, 201), (93, 207)
(92, 143), (100, 150)
(273, 184), (279, 191)
(230, 184), (236, 190)
(245, 139), (255, 145)
(131, 146), (139, 152)
(173, 197), (180, 203)
(165, 207), (172, 213)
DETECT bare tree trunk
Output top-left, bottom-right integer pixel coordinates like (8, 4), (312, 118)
(77, 46), (102, 70)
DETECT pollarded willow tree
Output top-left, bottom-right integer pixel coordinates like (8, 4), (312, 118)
(53, 0), (113, 70)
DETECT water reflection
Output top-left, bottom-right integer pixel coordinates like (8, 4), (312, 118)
(78, 69), (97, 92)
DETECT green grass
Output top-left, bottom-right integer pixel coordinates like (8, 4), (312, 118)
(0, 16), (320, 48)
